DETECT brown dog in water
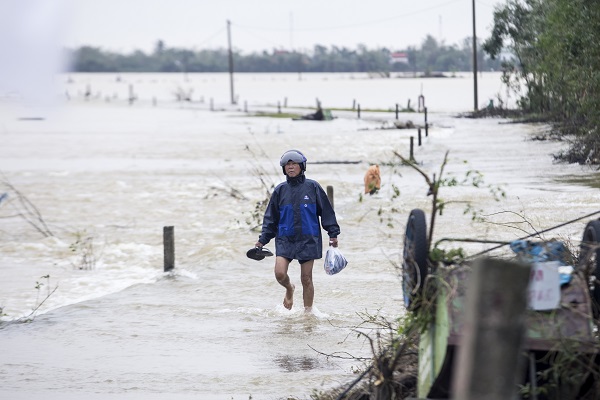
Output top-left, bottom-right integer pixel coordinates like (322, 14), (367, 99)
(364, 164), (381, 195)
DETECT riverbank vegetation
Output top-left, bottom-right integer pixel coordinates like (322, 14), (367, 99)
(482, 0), (600, 165)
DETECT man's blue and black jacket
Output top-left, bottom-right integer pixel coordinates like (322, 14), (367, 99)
(258, 174), (340, 261)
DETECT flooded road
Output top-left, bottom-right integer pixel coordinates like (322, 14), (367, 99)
(0, 73), (598, 399)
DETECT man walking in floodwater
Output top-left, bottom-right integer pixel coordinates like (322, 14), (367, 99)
(254, 149), (340, 312)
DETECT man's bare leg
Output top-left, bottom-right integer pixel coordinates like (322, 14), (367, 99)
(274, 256), (294, 309)
(300, 260), (315, 312)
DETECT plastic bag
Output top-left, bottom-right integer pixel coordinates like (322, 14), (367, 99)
(324, 246), (348, 275)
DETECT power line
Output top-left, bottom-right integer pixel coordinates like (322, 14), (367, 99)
(234, 0), (463, 32)
(194, 27), (227, 48)
(233, 25), (286, 50)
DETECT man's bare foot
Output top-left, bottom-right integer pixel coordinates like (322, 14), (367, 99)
(283, 284), (295, 310)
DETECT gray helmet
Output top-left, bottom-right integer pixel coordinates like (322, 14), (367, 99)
(279, 149), (307, 175)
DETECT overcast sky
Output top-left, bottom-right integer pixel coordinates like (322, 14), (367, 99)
(0, 0), (501, 107)
(62, 0), (502, 54)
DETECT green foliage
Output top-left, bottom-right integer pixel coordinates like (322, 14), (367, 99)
(68, 37), (502, 73)
(34, 275), (51, 303)
(429, 247), (466, 265)
(250, 111), (302, 119)
(483, 0), (600, 164)
(69, 231), (96, 270)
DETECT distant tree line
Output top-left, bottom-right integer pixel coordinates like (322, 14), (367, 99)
(68, 35), (502, 74)
(484, 0), (600, 164)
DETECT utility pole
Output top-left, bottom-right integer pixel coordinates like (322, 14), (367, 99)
(472, 0), (478, 111)
(227, 20), (236, 105)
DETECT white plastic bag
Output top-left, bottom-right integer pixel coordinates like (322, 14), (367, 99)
(324, 246), (348, 275)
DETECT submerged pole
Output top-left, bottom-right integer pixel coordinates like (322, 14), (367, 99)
(163, 226), (175, 272)
(472, 0), (478, 111)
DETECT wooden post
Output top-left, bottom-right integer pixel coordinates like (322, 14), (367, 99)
(425, 108), (429, 137)
(418, 95), (425, 112)
(284, 97), (288, 107)
(410, 137), (415, 161)
(326, 185), (334, 210)
(128, 84), (135, 105)
(163, 226), (175, 272)
(357, 104), (361, 119)
(452, 257), (531, 400)
(277, 101), (281, 114)
(395, 103), (399, 119)
(352, 99), (356, 110)
(472, 0), (479, 112)
(227, 20), (236, 105)
(418, 129), (422, 146)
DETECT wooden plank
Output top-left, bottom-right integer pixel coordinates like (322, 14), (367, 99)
(452, 257), (531, 400)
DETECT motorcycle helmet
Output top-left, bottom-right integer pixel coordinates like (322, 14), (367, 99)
(279, 149), (307, 175)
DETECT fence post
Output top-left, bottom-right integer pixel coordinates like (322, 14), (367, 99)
(451, 257), (531, 400)
(410, 137), (415, 161)
(128, 84), (135, 105)
(326, 185), (334, 210)
(418, 128), (422, 146)
(425, 107), (429, 137)
(163, 226), (175, 272)
(395, 103), (399, 119)
(357, 104), (361, 119)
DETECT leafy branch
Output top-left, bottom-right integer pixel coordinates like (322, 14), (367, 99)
(0, 172), (54, 237)
(392, 150), (449, 250)
(392, 150), (506, 252)
(17, 275), (58, 324)
(243, 142), (279, 231)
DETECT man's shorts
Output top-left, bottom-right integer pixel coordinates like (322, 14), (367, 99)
(284, 257), (311, 265)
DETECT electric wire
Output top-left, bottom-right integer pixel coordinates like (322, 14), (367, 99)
(234, 0), (464, 32)
(193, 27), (227, 48)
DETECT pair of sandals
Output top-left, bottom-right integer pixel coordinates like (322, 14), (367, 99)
(246, 247), (274, 261)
